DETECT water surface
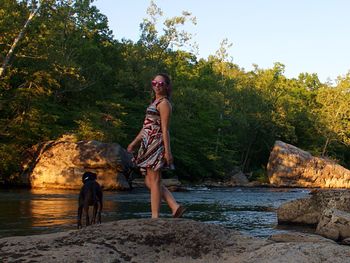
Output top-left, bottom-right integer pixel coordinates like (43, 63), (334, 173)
(0, 187), (311, 238)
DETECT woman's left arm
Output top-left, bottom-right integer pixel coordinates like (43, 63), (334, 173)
(158, 100), (173, 165)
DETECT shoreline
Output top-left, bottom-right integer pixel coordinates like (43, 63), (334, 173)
(2, 177), (350, 191)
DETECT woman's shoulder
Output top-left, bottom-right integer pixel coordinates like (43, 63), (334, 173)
(156, 97), (172, 110)
(155, 97), (171, 104)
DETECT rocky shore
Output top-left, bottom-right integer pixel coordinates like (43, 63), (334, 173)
(277, 189), (350, 244)
(1, 218), (350, 263)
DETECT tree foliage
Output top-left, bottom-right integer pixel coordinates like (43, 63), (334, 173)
(0, 0), (349, 183)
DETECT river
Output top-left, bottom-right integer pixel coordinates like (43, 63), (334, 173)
(0, 187), (311, 238)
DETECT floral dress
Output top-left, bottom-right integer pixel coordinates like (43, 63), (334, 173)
(135, 98), (167, 175)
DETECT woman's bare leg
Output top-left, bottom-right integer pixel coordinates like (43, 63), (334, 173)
(145, 169), (180, 217)
(146, 168), (161, 218)
(161, 185), (179, 215)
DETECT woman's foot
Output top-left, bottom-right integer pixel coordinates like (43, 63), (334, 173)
(173, 205), (187, 218)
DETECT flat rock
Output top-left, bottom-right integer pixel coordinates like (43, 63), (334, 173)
(1, 219), (350, 263)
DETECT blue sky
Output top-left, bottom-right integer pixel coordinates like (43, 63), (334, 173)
(94, 0), (350, 83)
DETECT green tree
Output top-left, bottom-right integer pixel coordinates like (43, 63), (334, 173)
(315, 73), (350, 156)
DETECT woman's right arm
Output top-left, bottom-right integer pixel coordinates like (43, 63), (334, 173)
(127, 129), (143, 153)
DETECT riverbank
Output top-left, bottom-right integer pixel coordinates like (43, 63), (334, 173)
(1, 218), (349, 263)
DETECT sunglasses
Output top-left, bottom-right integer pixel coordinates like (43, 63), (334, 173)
(151, 80), (166, 87)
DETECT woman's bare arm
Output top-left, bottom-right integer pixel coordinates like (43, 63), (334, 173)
(158, 99), (173, 165)
(127, 129), (143, 153)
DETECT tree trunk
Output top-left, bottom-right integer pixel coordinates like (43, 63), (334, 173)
(322, 137), (330, 157)
(241, 131), (257, 172)
(0, 9), (39, 78)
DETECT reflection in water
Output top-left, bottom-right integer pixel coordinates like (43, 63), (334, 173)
(30, 199), (76, 227)
(28, 189), (119, 228)
(0, 187), (310, 238)
(29, 188), (78, 228)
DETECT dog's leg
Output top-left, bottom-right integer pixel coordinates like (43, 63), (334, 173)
(97, 201), (102, 224)
(98, 191), (103, 224)
(91, 182), (98, 225)
(91, 203), (98, 224)
(77, 205), (83, 229)
(84, 204), (90, 226)
(78, 189), (84, 229)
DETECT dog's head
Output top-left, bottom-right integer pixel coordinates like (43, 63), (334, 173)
(82, 171), (97, 183)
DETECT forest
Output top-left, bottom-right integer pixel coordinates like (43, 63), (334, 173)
(1, 0), (349, 184)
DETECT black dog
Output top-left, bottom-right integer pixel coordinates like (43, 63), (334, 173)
(77, 171), (103, 229)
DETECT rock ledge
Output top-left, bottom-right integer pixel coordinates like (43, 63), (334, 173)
(1, 219), (350, 263)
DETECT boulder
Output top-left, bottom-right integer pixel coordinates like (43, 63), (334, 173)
(21, 135), (134, 190)
(278, 190), (350, 243)
(316, 208), (350, 241)
(277, 197), (320, 225)
(229, 171), (249, 186)
(202, 171), (250, 187)
(1, 219), (350, 263)
(277, 189), (350, 225)
(267, 140), (350, 188)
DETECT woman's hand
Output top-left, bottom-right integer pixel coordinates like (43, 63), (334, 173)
(127, 142), (136, 153)
(128, 130), (143, 153)
(164, 151), (173, 166)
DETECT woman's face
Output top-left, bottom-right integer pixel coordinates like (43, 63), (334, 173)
(151, 75), (168, 97)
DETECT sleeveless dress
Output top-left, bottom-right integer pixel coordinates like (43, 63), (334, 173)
(135, 98), (168, 175)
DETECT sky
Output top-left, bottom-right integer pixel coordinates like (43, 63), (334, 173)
(93, 0), (350, 83)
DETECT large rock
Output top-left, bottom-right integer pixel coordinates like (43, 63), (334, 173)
(316, 208), (350, 241)
(267, 140), (350, 188)
(1, 219), (350, 263)
(277, 189), (350, 225)
(277, 197), (320, 225)
(278, 190), (350, 243)
(21, 135), (134, 190)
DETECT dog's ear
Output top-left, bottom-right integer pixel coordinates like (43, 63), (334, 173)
(82, 171), (97, 182)
(82, 172), (91, 182)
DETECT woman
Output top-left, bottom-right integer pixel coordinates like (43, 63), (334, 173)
(127, 73), (186, 218)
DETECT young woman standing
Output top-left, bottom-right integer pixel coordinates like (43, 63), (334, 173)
(127, 73), (186, 218)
